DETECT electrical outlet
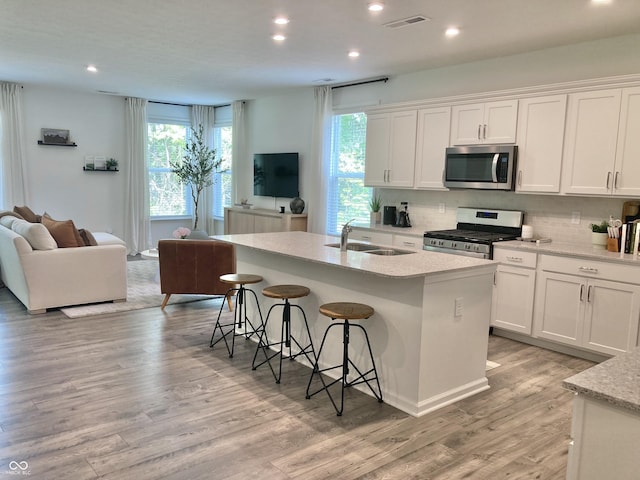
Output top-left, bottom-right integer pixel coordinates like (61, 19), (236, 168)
(571, 211), (581, 225)
(454, 297), (463, 317)
(439, 203), (446, 214)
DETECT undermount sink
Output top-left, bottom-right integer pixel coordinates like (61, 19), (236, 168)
(325, 242), (415, 256)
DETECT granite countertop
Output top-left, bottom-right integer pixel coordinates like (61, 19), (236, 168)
(351, 223), (427, 238)
(213, 231), (495, 279)
(496, 239), (640, 266)
(563, 346), (640, 413)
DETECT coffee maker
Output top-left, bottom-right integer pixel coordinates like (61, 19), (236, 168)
(395, 202), (412, 228)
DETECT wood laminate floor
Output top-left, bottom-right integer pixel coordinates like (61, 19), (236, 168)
(0, 288), (594, 479)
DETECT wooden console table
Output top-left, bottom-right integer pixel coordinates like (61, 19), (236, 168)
(224, 207), (307, 234)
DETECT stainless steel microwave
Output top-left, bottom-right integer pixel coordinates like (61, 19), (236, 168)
(443, 145), (517, 190)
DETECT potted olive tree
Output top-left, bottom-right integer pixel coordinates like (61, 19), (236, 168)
(170, 124), (225, 234)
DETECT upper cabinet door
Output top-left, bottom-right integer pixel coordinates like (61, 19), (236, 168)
(613, 86), (640, 197)
(450, 100), (518, 145)
(561, 89), (622, 195)
(414, 106), (451, 190)
(364, 110), (417, 188)
(364, 113), (391, 186)
(515, 94), (567, 193)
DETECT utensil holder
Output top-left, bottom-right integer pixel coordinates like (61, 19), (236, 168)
(607, 237), (619, 252)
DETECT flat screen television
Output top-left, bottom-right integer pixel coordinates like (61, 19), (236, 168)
(253, 152), (299, 198)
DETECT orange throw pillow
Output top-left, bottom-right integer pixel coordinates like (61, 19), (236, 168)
(41, 214), (82, 248)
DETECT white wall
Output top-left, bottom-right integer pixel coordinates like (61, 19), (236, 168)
(21, 87), (126, 237)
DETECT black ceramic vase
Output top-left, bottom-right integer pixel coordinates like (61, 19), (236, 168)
(290, 196), (305, 214)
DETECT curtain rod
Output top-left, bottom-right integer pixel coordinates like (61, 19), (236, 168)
(149, 100), (232, 108)
(331, 77), (389, 90)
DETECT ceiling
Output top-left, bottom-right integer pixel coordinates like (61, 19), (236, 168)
(2, 0), (640, 105)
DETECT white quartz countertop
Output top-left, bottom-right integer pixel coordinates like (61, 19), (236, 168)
(213, 231), (494, 279)
(563, 347), (640, 413)
(496, 239), (640, 266)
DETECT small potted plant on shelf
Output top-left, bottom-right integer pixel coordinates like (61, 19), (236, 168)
(590, 220), (609, 249)
(106, 158), (118, 171)
(369, 194), (382, 225)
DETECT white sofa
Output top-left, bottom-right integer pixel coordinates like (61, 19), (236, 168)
(0, 219), (127, 314)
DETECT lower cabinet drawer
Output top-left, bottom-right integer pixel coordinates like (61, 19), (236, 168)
(493, 248), (537, 268)
(392, 234), (422, 250)
(350, 229), (393, 246)
(539, 254), (640, 284)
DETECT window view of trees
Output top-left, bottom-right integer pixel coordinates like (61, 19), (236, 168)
(213, 125), (232, 217)
(148, 122), (190, 216)
(327, 112), (371, 234)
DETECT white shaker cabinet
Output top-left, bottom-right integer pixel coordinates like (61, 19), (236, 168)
(561, 87), (640, 197)
(414, 106), (451, 189)
(491, 247), (537, 334)
(364, 110), (417, 188)
(450, 100), (518, 145)
(533, 255), (640, 356)
(515, 94), (567, 193)
(612, 86), (640, 196)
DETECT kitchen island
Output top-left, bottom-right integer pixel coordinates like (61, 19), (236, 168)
(213, 231), (496, 417)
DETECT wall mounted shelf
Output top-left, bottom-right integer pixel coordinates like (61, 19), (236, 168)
(37, 141), (77, 147)
(83, 167), (118, 172)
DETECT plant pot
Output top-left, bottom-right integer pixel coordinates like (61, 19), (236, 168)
(370, 211), (381, 226)
(187, 230), (210, 240)
(591, 232), (608, 249)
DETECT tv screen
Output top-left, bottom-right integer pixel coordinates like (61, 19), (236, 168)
(253, 153), (299, 198)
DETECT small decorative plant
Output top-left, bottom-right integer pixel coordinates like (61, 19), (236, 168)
(369, 194), (382, 213)
(106, 158), (118, 170)
(173, 227), (191, 239)
(590, 221), (609, 233)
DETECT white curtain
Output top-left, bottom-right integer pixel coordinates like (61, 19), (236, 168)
(231, 100), (247, 207)
(123, 97), (149, 255)
(308, 86), (333, 234)
(190, 105), (215, 234)
(0, 82), (29, 208)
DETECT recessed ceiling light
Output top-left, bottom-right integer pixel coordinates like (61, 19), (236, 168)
(445, 27), (460, 37)
(272, 34), (286, 41)
(86, 65), (98, 73)
(348, 51), (360, 58)
(368, 2), (384, 12)
(274, 16), (290, 25)
(592, 0), (612, 4)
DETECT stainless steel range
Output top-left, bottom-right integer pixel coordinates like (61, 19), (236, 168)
(423, 207), (524, 259)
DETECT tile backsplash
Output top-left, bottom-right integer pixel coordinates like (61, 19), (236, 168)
(380, 189), (628, 245)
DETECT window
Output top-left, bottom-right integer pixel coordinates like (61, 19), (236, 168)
(326, 112), (372, 235)
(147, 121), (191, 217)
(213, 124), (232, 218)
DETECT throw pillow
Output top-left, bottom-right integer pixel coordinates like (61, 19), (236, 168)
(78, 228), (98, 246)
(0, 214), (21, 229)
(0, 210), (24, 221)
(11, 219), (58, 250)
(41, 214), (82, 248)
(13, 205), (39, 223)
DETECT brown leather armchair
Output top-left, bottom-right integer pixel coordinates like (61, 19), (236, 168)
(157, 239), (236, 310)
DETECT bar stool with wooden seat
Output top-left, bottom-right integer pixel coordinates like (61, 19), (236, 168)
(305, 302), (383, 416)
(252, 284), (316, 384)
(210, 273), (265, 358)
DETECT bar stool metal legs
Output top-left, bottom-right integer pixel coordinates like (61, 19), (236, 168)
(252, 285), (316, 384)
(306, 302), (383, 416)
(210, 274), (264, 358)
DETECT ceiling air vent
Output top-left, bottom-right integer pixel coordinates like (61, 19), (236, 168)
(384, 15), (431, 29)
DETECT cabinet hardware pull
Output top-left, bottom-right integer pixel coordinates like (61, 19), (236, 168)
(587, 285), (593, 303)
(578, 266), (599, 274)
(606, 171), (612, 189)
(402, 241), (415, 246)
(506, 256), (523, 262)
(477, 124), (482, 140)
(483, 124), (487, 139)
(493, 271), (497, 286)
(362, 236), (371, 241)
(614, 171), (620, 189)
(580, 284), (585, 301)
(517, 170), (522, 186)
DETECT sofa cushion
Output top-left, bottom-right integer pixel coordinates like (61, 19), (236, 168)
(13, 205), (40, 223)
(0, 215), (19, 229)
(41, 214), (82, 248)
(0, 209), (24, 220)
(78, 228), (98, 246)
(11, 218), (58, 250)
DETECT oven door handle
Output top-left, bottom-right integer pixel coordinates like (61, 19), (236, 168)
(491, 153), (499, 183)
